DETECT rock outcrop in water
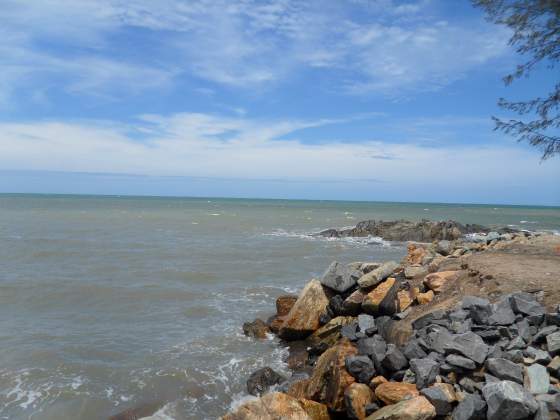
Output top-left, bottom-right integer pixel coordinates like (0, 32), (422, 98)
(230, 229), (560, 420)
(318, 219), (489, 242)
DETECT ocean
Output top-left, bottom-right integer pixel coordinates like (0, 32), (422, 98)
(0, 194), (558, 419)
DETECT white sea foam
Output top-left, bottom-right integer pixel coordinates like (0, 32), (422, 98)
(263, 230), (394, 247)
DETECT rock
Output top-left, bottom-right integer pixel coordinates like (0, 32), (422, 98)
(423, 271), (458, 294)
(345, 383), (373, 420)
(109, 402), (165, 420)
(452, 392), (486, 420)
(370, 375), (388, 389)
(279, 279), (330, 340)
(404, 265), (428, 279)
(406, 243), (431, 265)
(524, 364), (550, 394)
(461, 296), (492, 325)
(420, 383), (456, 416)
(524, 346), (551, 364)
(485, 358), (523, 384)
(548, 332), (560, 355)
(222, 392), (311, 420)
(436, 240), (453, 256)
(286, 342), (309, 371)
(548, 356), (560, 377)
(299, 399), (330, 420)
(365, 395), (436, 420)
(341, 322), (359, 341)
(375, 382), (419, 405)
(307, 316), (355, 349)
(403, 340), (428, 360)
(243, 319), (270, 339)
(382, 344), (408, 372)
(488, 298), (516, 326)
(247, 367), (285, 396)
(358, 336), (387, 371)
(361, 262), (381, 273)
(358, 314), (376, 334)
(444, 332), (489, 365)
(346, 355), (376, 383)
(358, 261), (399, 288)
(510, 292), (546, 317)
(305, 340), (357, 411)
(343, 289), (367, 315)
(362, 277), (399, 315)
(276, 295), (298, 316)
(410, 358), (439, 389)
(320, 261), (359, 293)
(482, 380), (538, 420)
(397, 290), (414, 312)
(416, 290), (434, 305)
(533, 325), (558, 343)
(446, 354), (476, 370)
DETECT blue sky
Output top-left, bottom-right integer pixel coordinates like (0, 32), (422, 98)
(0, 0), (558, 205)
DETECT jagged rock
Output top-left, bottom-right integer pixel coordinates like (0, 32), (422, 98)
(444, 332), (489, 364)
(345, 383), (373, 420)
(247, 367), (285, 396)
(307, 316), (355, 349)
(405, 265), (428, 279)
(276, 295), (298, 316)
(420, 383), (457, 416)
(243, 319), (270, 339)
(328, 295), (347, 316)
(524, 364), (550, 394)
(382, 344), (408, 372)
(362, 277), (399, 315)
(548, 356), (560, 376)
(358, 336), (387, 372)
(375, 382), (419, 405)
(461, 296), (492, 325)
(452, 392), (486, 420)
(524, 346), (551, 364)
(403, 340), (428, 360)
(358, 314), (376, 334)
(510, 292), (546, 317)
(342, 322), (359, 341)
(482, 380), (538, 420)
(358, 261), (399, 288)
(446, 354), (476, 370)
(426, 326), (454, 354)
(365, 395), (436, 420)
(488, 298), (516, 326)
(320, 261), (360, 293)
(299, 399), (330, 420)
(485, 358), (523, 383)
(222, 392), (314, 419)
(412, 310), (447, 330)
(343, 289), (367, 315)
(416, 290), (434, 304)
(305, 340), (357, 411)
(410, 358), (439, 389)
(397, 290), (414, 312)
(279, 279), (330, 340)
(361, 262), (381, 273)
(547, 332), (560, 355)
(406, 243), (431, 265)
(423, 271), (458, 294)
(346, 355), (376, 383)
(533, 325), (558, 343)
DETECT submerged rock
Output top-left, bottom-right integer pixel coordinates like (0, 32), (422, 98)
(247, 367), (285, 396)
(243, 319), (270, 339)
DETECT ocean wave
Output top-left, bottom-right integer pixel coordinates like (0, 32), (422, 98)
(263, 230), (394, 248)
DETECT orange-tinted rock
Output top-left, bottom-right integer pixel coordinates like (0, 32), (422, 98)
(243, 319), (270, 339)
(287, 379), (311, 399)
(375, 382), (419, 405)
(307, 316), (355, 348)
(362, 277), (398, 315)
(406, 243), (429, 265)
(370, 376), (388, 390)
(279, 279), (330, 340)
(343, 289), (366, 315)
(299, 399), (330, 420)
(423, 271), (458, 293)
(222, 392), (312, 419)
(416, 290), (434, 305)
(305, 339), (358, 411)
(268, 315), (285, 334)
(277, 295), (298, 316)
(345, 383), (374, 420)
(397, 290), (414, 312)
(366, 396), (436, 420)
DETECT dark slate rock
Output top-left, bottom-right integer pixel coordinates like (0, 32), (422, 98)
(546, 313), (560, 327)
(341, 322), (359, 341)
(527, 314), (545, 326)
(410, 358), (439, 389)
(358, 314), (375, 334)
(504, 350), (524, 363)
(320, 261), (358, 293)
(421, 386), (454, 415)
(412, 310), (447, 330)
(382, 344), (408, 372)
(485, 373), (501, 383)
(487, 345), (504, 360)
(525, 346), (551, 364)
(357, 335), (386, 360)
(510, 292), (546, 317)
(449, 308), (469, 322)
(488, 298), (516, 326)
(482, 380), (538, 420)
(426, 351), (445, 363)
(515, 319), (532, 342)
(444, 332), (489, 364)
(426, 325), (454, 354)
(446, 354), (476, 370)
(318, 312), (331, 326)
(506, 336), (526, 350)
(462, 296), (492, 325)
(485, 358), (524, 384)
(328, 294), (347, 316)
(452, 392), (487, 420)
(534, 401), (550, 420)
(440, 363), (455, 375)
(345, 355), (375, 383)
(533, 325), (559, 344)
(246, 367), (285, 396)
(403, 340), (428, 360)
(475, 328), (501, 341)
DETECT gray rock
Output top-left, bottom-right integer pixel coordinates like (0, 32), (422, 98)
(341, 322), (359, 341)
(404, 265), (428, 279)
(546, 313), (560, 327)
(403, 340), (428, 360)
(436, 240), (453, 256)
(548, 332), (560, 355)
(246, 367), (285, 396)
(410, 358), (439, 389)
(357, 261), (398, 288)
(524, 364), (550, 394)
(345, 355), (375, 383)
(357, 335), (386, 360)
(382, 344), (408, 372)
(534, 401), (550, 420)
(426, 326), (454, 354)
(486, 231), (500, 242)
(515, 319), (532, 342)
(524, 346), (551, 364)
(488, 298), (516, 326)
(446, 354), (476, 370)
(358, 314), (375, 333)
(504, 350), (524, 363)
(510, 292), (546, 317)
(482, 380), (538, 420)
(452, 392), (486, 420)
(421, 386), (454, 415)
(320, 261), (358, 293)
(532, 325), (559, 343)
(485, 358), (524, 383)
(412, 309), (447, 330)
(547, 355), (560, 377)
(459, 377), (481, 393)
(462, 296), (492, 325)
(506, 336), (526, 350)
(444, 332), (489, 364)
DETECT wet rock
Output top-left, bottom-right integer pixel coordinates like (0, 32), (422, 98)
(243, 319), (270, 339)
(109, 402), (164, 420)
(362, 277), (399, 316)
(423, 271), (458, 294)
(279, 279), (330, 341)
(416, 290), (434, 305)
(410, 358), (439, 389)
(452, 392), (486, 420)
(420, 383), (457, 416)
(485, 358), (523, 384)
(482, 380), (538, 420)
(276, 295), (298, 316)
(524, 364), (550, 394)
(382, 344), (408, 372)
(446, 354), (476, 370)
(444, 332), (489, 364)
(548, 332), (560, 355)
(320, 261), (360, 293)
(358, 261), (399, 288)
(247, 367), (286, 396)
(510, 292), (546, 317)
(365, 395), (436, 420)
(345, 383), (373, 420)
(375, 382), (419, 405)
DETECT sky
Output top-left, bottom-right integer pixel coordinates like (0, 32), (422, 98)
(0, 0), (558, 205)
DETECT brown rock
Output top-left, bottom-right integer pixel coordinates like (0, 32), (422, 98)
(287, 379), (311, 399)
(416, 290), (434, 305)
(299, 399), (330, 420)
(243, 319), (270, 339)
(286, 342), (309, 371)
(397, 290), (414, 312)
(365, 396), (436, 420)
(423, 271), (458, 294)
(306, 339), (358, 411)
(427, 256), (446, 273)
(406, 243), (429, 265)
(222, 392), (311, 419)
(345, 383), (374, 420)
(370, 376), (388, 390)
(362, 277), (398, 315)
(307, 316), (355, 348)
(279, 279), (330, 340)
(277, 295), (298, 316)
(374, 382), (419, 405)
(343, 289), (367, 315)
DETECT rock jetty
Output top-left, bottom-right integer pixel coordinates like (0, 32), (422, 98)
(226, 227), (560, 419)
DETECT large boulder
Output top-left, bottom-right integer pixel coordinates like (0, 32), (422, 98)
(279, 279), (330, 340)
(222, 392), (321, 419)
(345, 383), (374, 420)
(320, 261), (360, 293)
(375, 382), (419, 405)
(247, 367), (285, 396)
(485, 358), (523, 384)
(358, 262), (399, 288)
(362, 278), (399, 315)
(365, 395), (436, 420)
(482, 380), (538, 420)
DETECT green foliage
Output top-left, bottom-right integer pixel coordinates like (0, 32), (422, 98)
(473, 0), (560, 159)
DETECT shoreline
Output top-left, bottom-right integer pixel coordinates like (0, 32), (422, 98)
(225, 223), (560, 419)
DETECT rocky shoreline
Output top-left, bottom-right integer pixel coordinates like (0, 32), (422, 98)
(225, 222), (560, 419)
